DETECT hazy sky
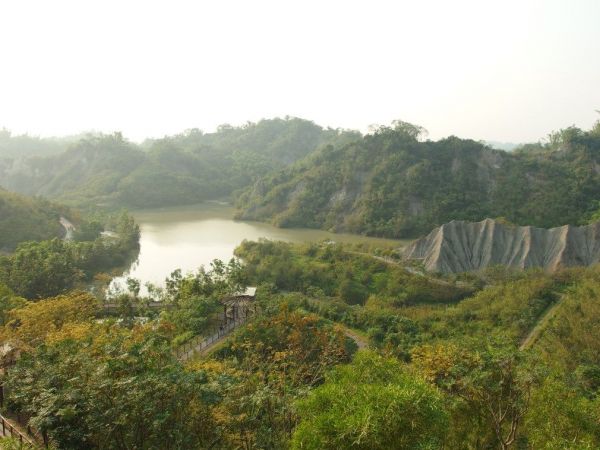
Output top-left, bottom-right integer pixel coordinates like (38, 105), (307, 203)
(0, 0), (599, 143)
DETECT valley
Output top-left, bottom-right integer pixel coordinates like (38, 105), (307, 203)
(2, 3), (599, 448)
(1, 118), (599, 450)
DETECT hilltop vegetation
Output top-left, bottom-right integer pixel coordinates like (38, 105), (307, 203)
(0, 128), (76, 159)
(4, 117), (599, 241)
(0, 118), (358, 209)
(236, 120), (600, 238)
(0, 188), (69, 251)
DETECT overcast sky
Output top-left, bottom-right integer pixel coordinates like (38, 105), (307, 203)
(0, 0), (599, 143)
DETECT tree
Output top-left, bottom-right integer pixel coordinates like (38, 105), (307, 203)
(73, 220), (103, 241)
(291, 350), (448, 450)
(1, 239), (81, 298)
(412, 342), (542, 450)
(5, 323), (222, 449)
(1, 291), (98, 348)
(0, 283), (26, 326)
(161, 259), (245, 335)
(525, 376), (600, 449)
(217, 306), (352, 449)
(339, 278), (369, 305)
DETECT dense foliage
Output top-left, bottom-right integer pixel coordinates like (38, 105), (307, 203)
(0, 188), (69, 251)
(0, 212), (139, 299)
(292, 351), (448, 450)
(4, 309), (223, 449)
(236, 120), (600, 238)
(4, 118), (599, 239)
(235, 239), (472, 306)
(1, 238), (600, 448)
(236, 241), (600, 449)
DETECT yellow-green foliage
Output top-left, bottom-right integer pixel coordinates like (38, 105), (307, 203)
(292, 350), (448, 450)
(536, 269), (600, 372)
(428, 273), (557, 343)
(2, 291), (98, 348)
(236, 239), (472, 305)
(525, 376), (600, 449)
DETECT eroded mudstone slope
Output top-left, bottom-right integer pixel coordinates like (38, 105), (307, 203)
(403, 219), (600, 273)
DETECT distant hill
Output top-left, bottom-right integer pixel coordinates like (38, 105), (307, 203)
(235, 121), (600, 238)
(403, 218), (600, 273)
(0, 118), (359, 209)
(3, 118), (600, 237)
(0, 129), (78, 159)
(0, 188), (68, 251)
(0, 133), (145, 207)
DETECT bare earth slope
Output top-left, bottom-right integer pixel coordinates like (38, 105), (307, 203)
(403, 218), (600, 273)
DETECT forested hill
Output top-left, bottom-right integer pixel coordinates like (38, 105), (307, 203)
(0, 118), (359, 209)
(235, 121), (600, 238)
(0, 128), (77, 159)
(0, 188), (69, 251)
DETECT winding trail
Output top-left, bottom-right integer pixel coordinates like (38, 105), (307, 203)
(179, 319), (371, 361)
(342, 328), (369, 349)
(352, 249), (564, 353)
(59, 216), (75, 241)
(348, 251), (460, 287)
(519, 297), (562, 351)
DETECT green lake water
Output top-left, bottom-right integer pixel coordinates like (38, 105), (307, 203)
(112, 203), (407, 288)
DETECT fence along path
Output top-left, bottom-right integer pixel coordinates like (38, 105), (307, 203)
(175, 303), (257, 362)
(0, 413), (37, 447)
(176, 316), (248, 361)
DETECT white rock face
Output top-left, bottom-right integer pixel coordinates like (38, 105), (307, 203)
(403, 219), (600, 273)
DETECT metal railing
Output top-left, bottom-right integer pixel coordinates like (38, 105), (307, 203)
(175, 305), (258, 361)
(176, 317), (248, 361)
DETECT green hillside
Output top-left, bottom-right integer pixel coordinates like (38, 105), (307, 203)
(0, 188), (67, 251)
(235, 120), (600, 238)
(0, 118), (359, 209)
(0, 128), (76, 159)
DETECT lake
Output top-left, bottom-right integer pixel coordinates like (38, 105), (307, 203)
(111, 203), (406, 290)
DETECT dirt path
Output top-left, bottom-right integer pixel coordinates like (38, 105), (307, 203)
(519, 297), (562, 351)
(60, 216), (75, 241)
(342, 328), (369, 349)
(348, 251), (460, 287)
